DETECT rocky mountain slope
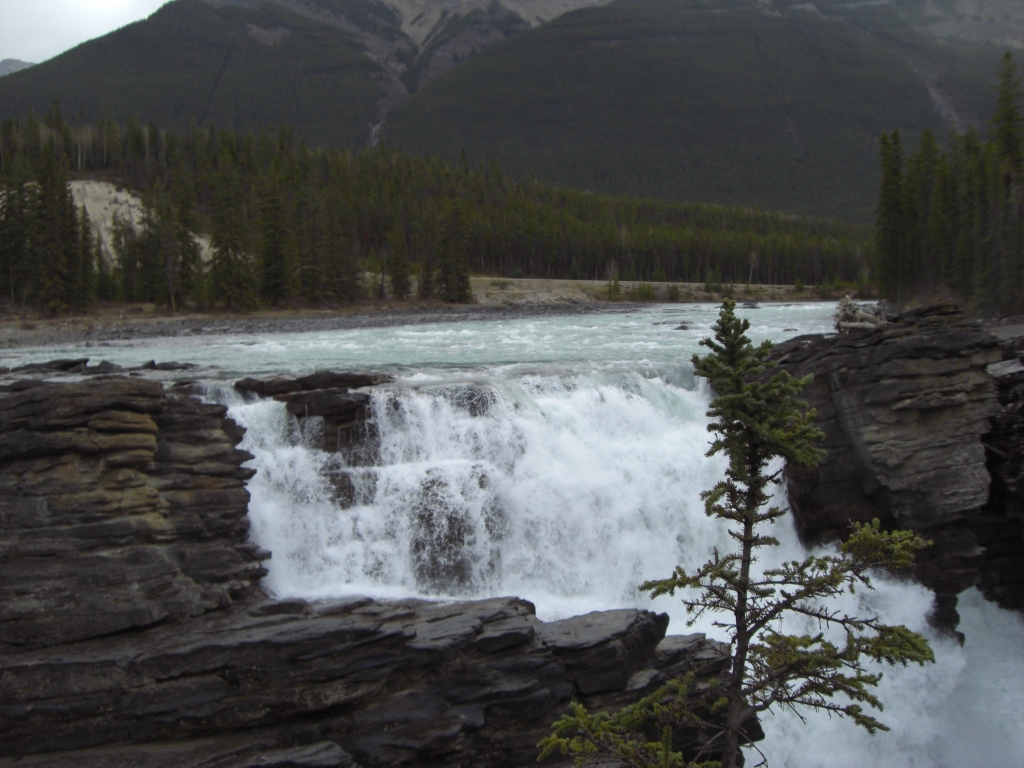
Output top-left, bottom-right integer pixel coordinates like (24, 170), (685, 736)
(0, 59), (34, 77)
(908, 0), (1024, 49)
(384, 0), (1007, 222)
(0, 0), (1013, 220)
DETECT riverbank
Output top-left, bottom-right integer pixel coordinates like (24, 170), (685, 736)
(0, 278), (828, 350)
(0, 301), (641, 351)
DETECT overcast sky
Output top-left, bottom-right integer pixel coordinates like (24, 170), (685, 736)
(0, 0), (168, 64)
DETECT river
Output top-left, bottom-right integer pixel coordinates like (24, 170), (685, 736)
(9, 302), (1024, 767)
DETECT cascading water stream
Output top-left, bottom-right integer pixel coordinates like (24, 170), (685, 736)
(10, 302), (1022, 766)
(221, 366), (1024, 768)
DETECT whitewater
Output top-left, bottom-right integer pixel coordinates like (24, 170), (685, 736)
(10, 302), (1024, 766)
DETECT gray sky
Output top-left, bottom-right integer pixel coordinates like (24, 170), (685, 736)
(0, 0), (168, 64)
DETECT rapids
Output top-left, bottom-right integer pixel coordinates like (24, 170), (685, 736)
(9, 302), (1024, 766)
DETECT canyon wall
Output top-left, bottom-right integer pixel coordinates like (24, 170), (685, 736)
(774, 305), (1024, 632)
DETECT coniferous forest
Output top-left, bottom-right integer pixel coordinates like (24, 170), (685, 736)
(876, 53), (1024, 315)
(0, 104), (873, 313)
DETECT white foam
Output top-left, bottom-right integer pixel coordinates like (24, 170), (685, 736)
(224, 366), (1024, 767)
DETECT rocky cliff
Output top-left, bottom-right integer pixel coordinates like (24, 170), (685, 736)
(773, 304), (1024, 631)
(0, 372), (741, 767)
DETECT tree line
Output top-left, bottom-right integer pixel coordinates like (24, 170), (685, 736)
(0, 105), (874, 312)
(876, 52), (1024, 314)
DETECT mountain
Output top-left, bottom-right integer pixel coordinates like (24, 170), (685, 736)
(902, 0), (1024, 49)
(0, 1), (388, 148)
(0, 0), (607, 147)
(0, 0), (1013, 221)
(384, 0), (1008, 222)
(0, 60), (34, 77)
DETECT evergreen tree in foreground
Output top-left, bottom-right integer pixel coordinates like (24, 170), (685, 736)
(540, 300), (935, 768)
(258, 180), (296, 306)
(875, 131), (905, 304)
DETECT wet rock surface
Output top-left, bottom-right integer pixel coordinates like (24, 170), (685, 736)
(0, 374), (740, 767)
(773, 304), (1024, 627)
(236, 371), (389, 458)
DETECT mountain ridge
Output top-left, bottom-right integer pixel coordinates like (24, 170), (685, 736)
(0, 60), (34, 77)
(384, 0), (1007, 221)
(0, 0), (1015, 221)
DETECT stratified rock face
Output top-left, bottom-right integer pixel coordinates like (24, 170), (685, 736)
(773, 305), (1024, 624)
(973, 326), (1024, 611)
(0, 374), (741, 767)
(0, 378), (266, 650)
(0, 588), (730, 766)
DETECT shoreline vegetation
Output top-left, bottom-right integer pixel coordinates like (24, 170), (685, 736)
(0, 277), (833, 351)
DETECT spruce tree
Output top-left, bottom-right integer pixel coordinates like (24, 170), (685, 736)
(171, 170), (202, 307)
(926, 155), (957, 287)
(875, 131), (905, 302)
(542, 300), (935, 768)
(0, 166), (32, 304)
(34, 145), (71, 314)
(436, 201), (472, 303)
(419, 248), (437, 298)
(388, 226), (412, 299)
(136, 200), (166, 303)
(209, 166), (258, 311)
(76, 206), (97, 309)
(904, 128), (938, 289)
(296, 187), (327, 303)
(152, 198), (183, 310)
(258, 179), (295, 306)
(324, 192), (362, 303)
(992, 52), (1023, 171)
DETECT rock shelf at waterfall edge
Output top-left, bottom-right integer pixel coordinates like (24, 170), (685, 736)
(4, 301), (1024, 765)
(0, 373), (743, 767)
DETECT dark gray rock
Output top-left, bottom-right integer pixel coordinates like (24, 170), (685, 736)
(0, 592), (733, 766)
(0, 373), (745, 767)
(0, 378), (263, 650)
(534, 609), (670, 694)
(773, 305), (1024, 628)
(235, 372), (386, 457)
(277, 389), (371, 420)
(0, 736), (357, 768)
(234, 372), (390, 398)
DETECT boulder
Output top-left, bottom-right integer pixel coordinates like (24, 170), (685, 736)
(234, 372), (390, 398)
(236, 372), (390, 456)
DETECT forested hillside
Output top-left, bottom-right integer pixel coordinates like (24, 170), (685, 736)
(0, 0), (1007, 223)
(0, 111), (873, 312)
(0, 0), (385, 149)
(386, 0), (1005, 222)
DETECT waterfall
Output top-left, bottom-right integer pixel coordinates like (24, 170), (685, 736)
(220, 368), (1024, 768)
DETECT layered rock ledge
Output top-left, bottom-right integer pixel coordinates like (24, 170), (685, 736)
(773, 304), (1024, 629)
(0, 374), (738, 767)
